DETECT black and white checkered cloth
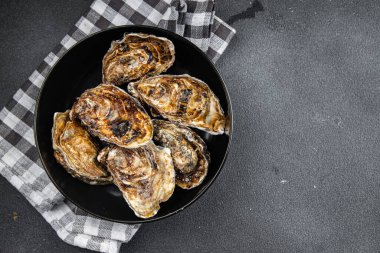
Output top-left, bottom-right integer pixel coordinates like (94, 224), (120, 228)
(0, 0), (235, 252)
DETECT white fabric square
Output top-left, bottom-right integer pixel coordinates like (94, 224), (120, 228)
(0, 109), (19, 129)
(14, 90), (35, 111)
(30, 191), (44, 205)
(146, 8), (163, 24)
(45, 52), (59, 67)
(77, 17), (96, 35)
(29, 70), (45, 88)
(111, 222), (127, 241)
(28, 163), (44, 178)
(84, 217), (101, 235)
(23, 128), (35, 146)
(92, 0), (108, 16)
(189, 13), (207, 26)
(10, 174), (24, 189)
(112, 13), (130, 26)
(73, 234), (90, 248)
(62, 35), (77, 49)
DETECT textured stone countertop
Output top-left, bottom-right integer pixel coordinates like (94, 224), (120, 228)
(1, 0), (380, 252)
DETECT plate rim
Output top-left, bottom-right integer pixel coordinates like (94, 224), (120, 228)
(34, 24), (234, 224)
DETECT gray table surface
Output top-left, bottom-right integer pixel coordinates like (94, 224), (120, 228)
(1, 0), (380, 252)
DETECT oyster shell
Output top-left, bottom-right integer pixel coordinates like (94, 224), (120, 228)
(102, 33), (175, 86)
(98, 143), (175, 219)
(70, 84), (153, 148)
(153, 119), (210, 189)
(128, 74), (225, 134)
(52, 111), (112, 185)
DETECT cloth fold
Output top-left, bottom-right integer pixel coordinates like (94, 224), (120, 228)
(0, 0), (235, 252)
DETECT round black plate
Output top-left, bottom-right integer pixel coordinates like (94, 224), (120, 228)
(34, 25), (233, 223)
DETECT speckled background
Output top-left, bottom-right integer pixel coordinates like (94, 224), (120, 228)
(1, 0), (380, 252)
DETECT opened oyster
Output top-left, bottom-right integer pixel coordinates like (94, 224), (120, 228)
(98, 143), (175, 218)
(102, 33), (175, 86)
(153, 120), (210, 189)
(70, 84), (153, 148)
(52, 111), (112, 185)
(128, 74), (225, 134)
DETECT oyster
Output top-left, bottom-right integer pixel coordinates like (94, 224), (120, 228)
(70, 84), (153, 148)
(153, 120), (210, 189)
(52, 111), (112, 185)
(98, 143), (175, 219)
(102, 33), (175, 86)
(128, 74), (225, 134)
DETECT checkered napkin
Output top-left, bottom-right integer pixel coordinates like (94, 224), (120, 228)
(0, 0), (235, 252)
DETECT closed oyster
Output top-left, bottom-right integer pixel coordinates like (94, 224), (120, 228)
(102, 33), (175, 86)
(128, 74), (225, 134)
(70, 84), (153, 148)
(98, 143), (175, 219)
(52, 111), (112, 185)
(153, 120), (210, 189)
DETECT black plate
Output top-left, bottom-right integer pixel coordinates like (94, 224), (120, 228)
(34, 25), (233, 223)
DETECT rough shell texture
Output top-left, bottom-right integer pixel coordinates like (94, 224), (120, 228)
(153, 119), (210, 189)
(52, 111), (112, 185)
(102, 33), (175, 86)
(70, 84), (153, 148)
(128, 74), (225, 135)
(97, 143), (175, 218)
